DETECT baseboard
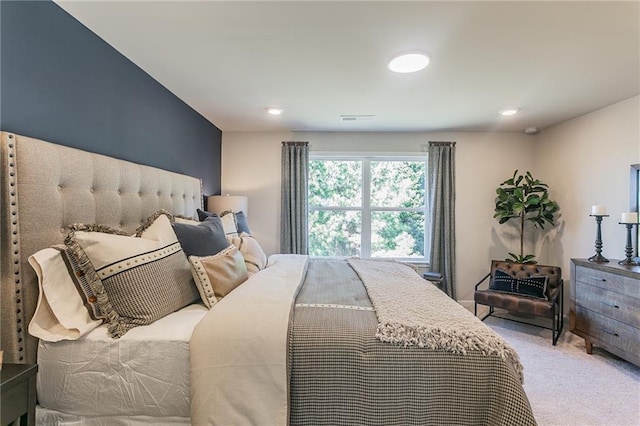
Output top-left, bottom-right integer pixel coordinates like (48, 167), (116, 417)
(458, 299), (489, 317)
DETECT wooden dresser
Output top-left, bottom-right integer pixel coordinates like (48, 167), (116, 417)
(570, 259), (640, 366)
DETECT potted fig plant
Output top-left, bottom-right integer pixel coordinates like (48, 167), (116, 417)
(494, 170), (559, 263)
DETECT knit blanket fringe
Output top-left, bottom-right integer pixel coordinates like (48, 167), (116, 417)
(347, 258), (524, 382)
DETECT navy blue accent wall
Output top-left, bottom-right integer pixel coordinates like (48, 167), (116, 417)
(0, 1), (221, 197)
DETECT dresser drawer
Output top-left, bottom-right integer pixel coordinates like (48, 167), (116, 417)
(575, 266), (640, 298)
(575, 281), (640, 328)
(575, 306), (640, 356)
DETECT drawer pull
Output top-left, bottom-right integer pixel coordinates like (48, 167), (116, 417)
(602, 329), (619, 337)
(590, 276), (606, 282)
(601, 301), (620, 309)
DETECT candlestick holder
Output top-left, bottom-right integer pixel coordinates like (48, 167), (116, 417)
(588, 214), (609, 263)
(618, 222), (639, 266)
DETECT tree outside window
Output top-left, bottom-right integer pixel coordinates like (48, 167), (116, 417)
(308, 155), (427, 260)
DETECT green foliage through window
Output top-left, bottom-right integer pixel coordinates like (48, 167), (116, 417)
(308, 156), (427, 259)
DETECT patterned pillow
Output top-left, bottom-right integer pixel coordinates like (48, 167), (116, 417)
(189, 245), (248, 308)
(229, 232), (267, 276)
(64, 214), (199, 338)
(172, 216), (228, 257)
(489, 269), (548, 300)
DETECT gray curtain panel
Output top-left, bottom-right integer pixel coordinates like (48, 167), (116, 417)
(280, 141), (309, 254)
(428, 142), (456, 299)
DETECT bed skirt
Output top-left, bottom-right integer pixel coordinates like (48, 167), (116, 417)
(37, 406), (190, 426)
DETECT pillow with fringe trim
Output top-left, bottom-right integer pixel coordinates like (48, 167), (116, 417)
(64, 212), (199, 338)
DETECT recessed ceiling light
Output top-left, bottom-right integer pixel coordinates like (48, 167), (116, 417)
(388, 51), (430, 73)
(265, 107), (283, 115)
(499, 108), (520, 116)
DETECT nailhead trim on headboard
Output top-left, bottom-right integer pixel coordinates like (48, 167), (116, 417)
(6, 133), (26, 362)
(1, 131), (204, 364)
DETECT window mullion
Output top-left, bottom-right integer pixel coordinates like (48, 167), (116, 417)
(423, 159), (429, 260)
(308, 155), (428, 261)
(361, 159), (371, 258)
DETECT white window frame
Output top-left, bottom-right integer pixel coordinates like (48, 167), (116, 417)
(308, 152), (429, 262)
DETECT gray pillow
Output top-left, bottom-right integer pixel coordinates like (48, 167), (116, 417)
(197, 208), (251, 234)
(172, 216), (228, 257)
(235, 211), (251, 235)
(196, 208), (215, 222)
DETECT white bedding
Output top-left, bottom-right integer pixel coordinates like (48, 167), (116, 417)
(190, 254), (308, 426)
(37, 303), (208, 423)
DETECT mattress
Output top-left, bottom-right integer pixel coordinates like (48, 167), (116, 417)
(37, 303), (208, 422)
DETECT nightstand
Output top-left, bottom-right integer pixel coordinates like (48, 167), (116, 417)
(1, 363), (38, 426)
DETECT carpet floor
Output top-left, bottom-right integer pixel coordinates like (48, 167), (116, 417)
(485, 316), (640, 426)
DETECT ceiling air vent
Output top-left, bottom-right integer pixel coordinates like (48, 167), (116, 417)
(340, 115), (375, 121)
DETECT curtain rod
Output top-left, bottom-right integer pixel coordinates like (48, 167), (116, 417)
(428, 141), (456, 146)
(282, 141), (308, 146)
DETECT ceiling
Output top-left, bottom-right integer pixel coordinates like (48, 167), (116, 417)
(54, 1), (639, 133)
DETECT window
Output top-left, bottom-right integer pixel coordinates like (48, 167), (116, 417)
(308, 154), (428, 260)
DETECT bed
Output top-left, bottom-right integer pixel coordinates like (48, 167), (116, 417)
(0, 131), (536, 425)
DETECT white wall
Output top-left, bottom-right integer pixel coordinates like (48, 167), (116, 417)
(221, 131), (294, 256)
(535, 96), (640, 282)
(222, 97), (639, 311)
(222, 130), (537, 309)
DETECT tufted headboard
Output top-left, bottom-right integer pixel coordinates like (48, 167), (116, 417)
(1, 132), (203, 364)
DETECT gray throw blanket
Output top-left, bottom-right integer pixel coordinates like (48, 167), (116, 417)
(347, 258), (524, 381)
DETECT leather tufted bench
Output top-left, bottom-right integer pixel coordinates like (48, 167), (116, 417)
(474, 260), (564, 345)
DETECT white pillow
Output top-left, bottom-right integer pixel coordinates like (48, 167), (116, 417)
(229, 232), (268, 276)
(28, 247), (102, 342)
(219, 211), (239, 238)
(174, 216), (199, 225)
(189, 245), (248, 308)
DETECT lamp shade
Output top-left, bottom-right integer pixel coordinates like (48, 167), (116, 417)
(207, 195), (248, 217)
